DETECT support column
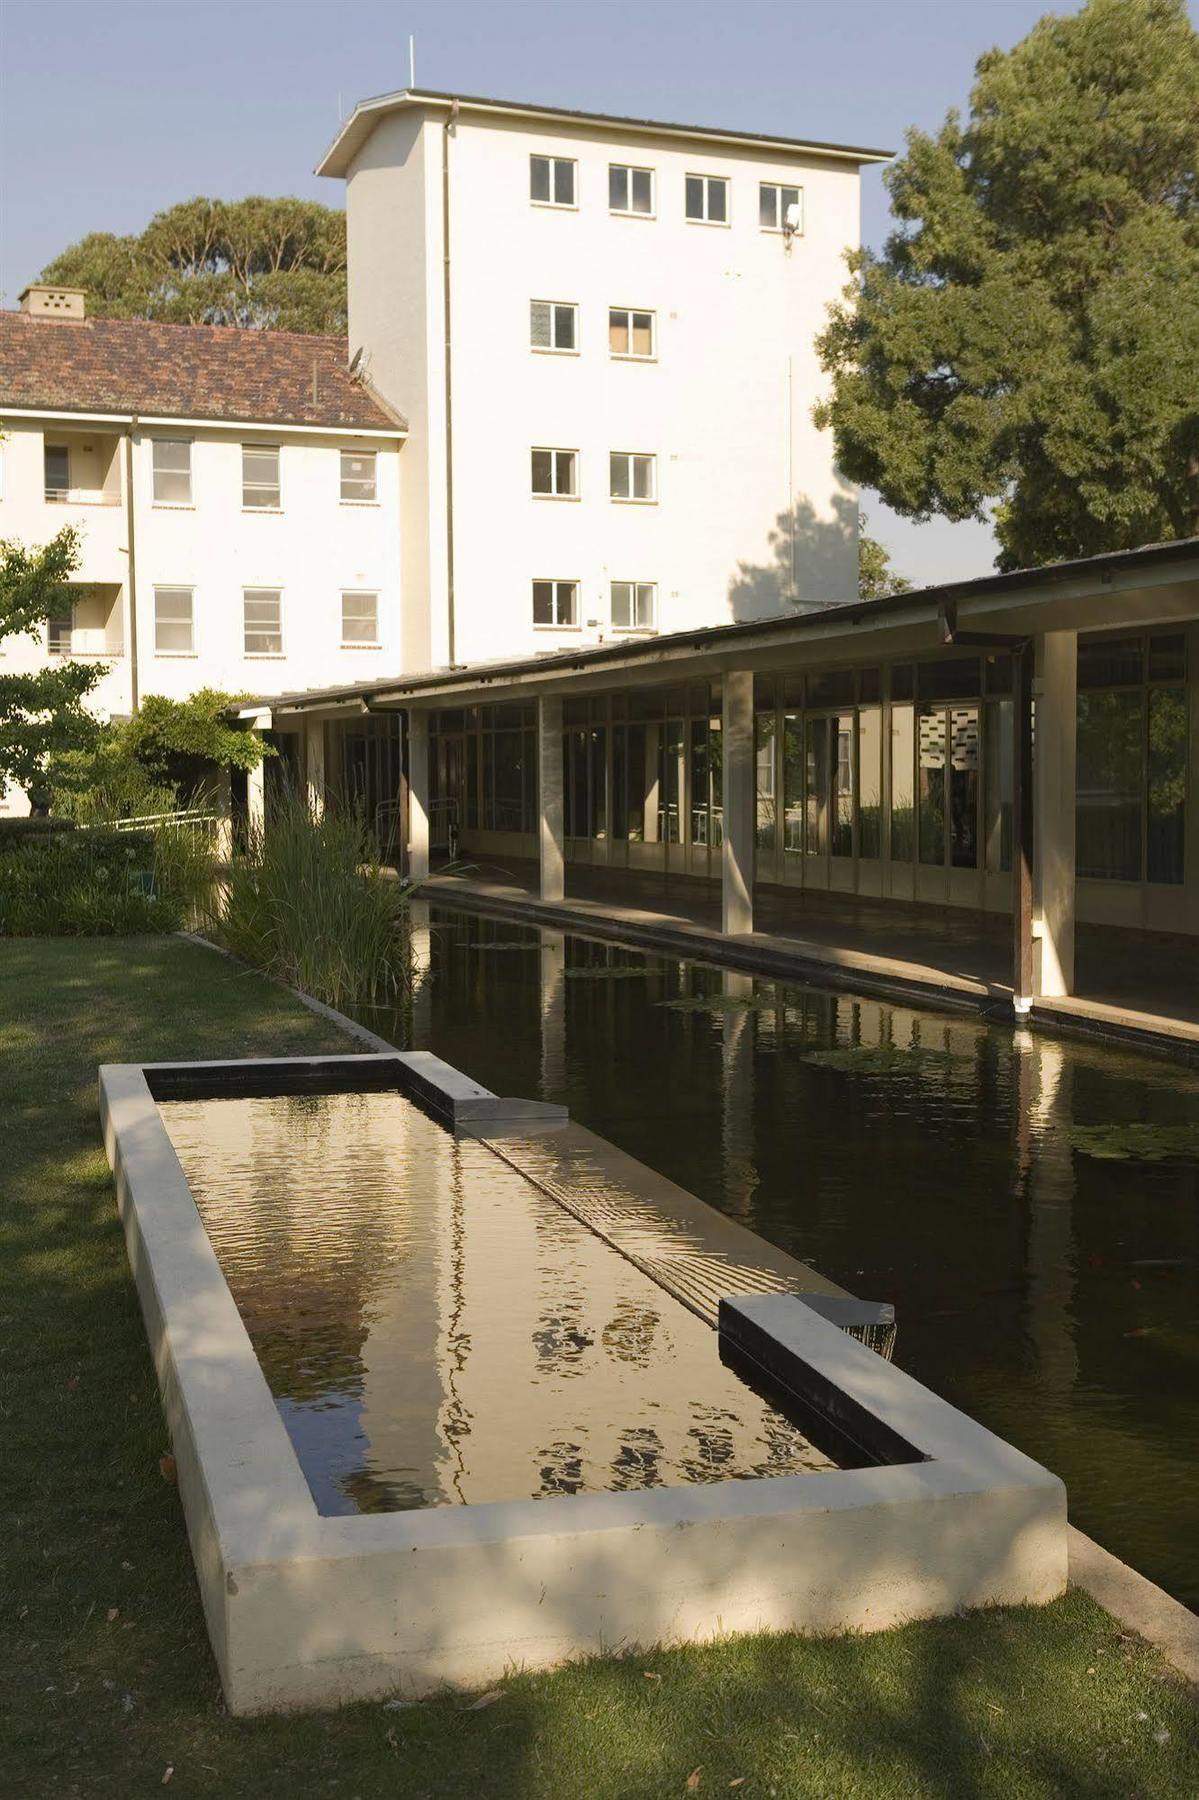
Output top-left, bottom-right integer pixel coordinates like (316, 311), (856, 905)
(721, 671), (755, 936)
(407, 710), (430, 883)
(1033, 630), (1077, 998)
(246, 753), (266, 840)
(304, 716), (326, 819)
(538, 695), (565, 902)
(1012, 643), (1035, 1013)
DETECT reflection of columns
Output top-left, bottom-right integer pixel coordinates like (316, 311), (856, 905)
(407, 896), (433, 1046)
(538, 696), (564, 902)
(643, 723), (661, 845)
(1013, 643), (1035, 1012)
(247, 752), (266, 838)
(1014, 1032), (1078, 1394)
(1034, 631), (1077, 998)
(720, 970), (758, 1221)
(722, 671), (754, 935)
(304, 716), (326, 819)
(539, 928), (567, 1096)
(408, 710), (430, 882)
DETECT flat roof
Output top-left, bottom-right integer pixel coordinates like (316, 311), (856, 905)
(261, 537), (1199, 716)
(317, 87), (894, 179)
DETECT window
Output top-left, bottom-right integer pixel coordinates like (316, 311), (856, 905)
(340, 448), (377, 502)
(152, 439), (192, 504)
(530, 154), (575, 207)
(154, 586), (194, 654)
(760, 182), (803, 232)
(530, 300), (577, 352)
(609, 451), (656, 502)
(243, 588), (282, 655)
(685, 174), (728, 223)
(531, 448), (578, 497)
(341, 590), (379, 646)
(44, 443), (70, 502)
(47, 604), (74, 653)
(532, 579), (578, 627)
(1076, 632), (1188, 886)
(242, 444), (280, 508)
(609, 163), (654, 215)
(611, 581), (656, 631)
(608, 307), (655, 359)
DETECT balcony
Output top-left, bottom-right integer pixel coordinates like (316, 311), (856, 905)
(43, 429), (122, 507)
(47, 584), (124, 658)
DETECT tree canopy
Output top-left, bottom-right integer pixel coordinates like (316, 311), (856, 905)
(858, 514), (914, 599)
(815, 0), (1199, 570)
(0, 526), (102, 799)
(39, 197), (347, 334)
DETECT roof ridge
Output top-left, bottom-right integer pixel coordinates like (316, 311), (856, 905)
(0, 310), (348, 346)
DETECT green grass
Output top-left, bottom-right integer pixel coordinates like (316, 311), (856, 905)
(2, 936), (1196, 1799)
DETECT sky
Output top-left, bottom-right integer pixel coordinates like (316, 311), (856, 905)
(0, 0), (1116, 586)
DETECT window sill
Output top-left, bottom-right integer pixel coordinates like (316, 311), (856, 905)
(610, 353), (657, 364)
(610, 209), (656, 222)
(155, 650), (198, 658)
(341, 642), (382, 650)
(339, 498), (380, 507)
(44, 495), (122, 508)
(612, 626), (657, 638)
(610, 496), (658, 506)
(686, 217), (731, 228)
(530, 347), (580, 358)
(533, 623), (581, 632)
(761, 226), (803, 237)
(242, 506), (284, 515)
(244, 652), (286, 660)
(531, 200), (578, 213)
(532, 492), (581, 502)
(152, 502), (195, 511)
(48, 648), (123, 659)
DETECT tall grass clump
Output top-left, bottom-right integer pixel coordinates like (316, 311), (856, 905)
(214, 787), (412, 1009)
(0, 826), (181, 936)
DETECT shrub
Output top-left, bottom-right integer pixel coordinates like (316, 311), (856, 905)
(213, 787), (411, 1009)
(0, 831), (180, 936)
(0, 816), (78, 848)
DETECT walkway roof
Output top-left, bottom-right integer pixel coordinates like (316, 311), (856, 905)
(262, 537), (1199, 719)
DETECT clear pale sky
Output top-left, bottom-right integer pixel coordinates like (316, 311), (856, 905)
(0, 0), (1142, 586)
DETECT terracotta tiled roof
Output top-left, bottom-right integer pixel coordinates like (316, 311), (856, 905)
(0, 313), (404, 432)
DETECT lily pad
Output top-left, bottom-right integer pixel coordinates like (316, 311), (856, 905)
(658, 993), (781, 1014)
(564, 964), (648, 980)
(803, 1045), (966, 1075)
(1064, 1122), (1199, 1164)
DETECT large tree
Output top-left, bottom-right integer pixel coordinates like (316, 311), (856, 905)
(0, 526), (102, 802)
(815, 0), (1199, 570)
(39, 196), (347, 334)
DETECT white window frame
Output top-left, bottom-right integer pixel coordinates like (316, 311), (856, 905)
(760, 182), (804, 234)
(608, 306), (656, 361)
(341, 589), (380, 648)
(153, 585), (195, 656)
(530, 299), (578, 354)
(609, 163), (655, 217)
(610, 580), (657, 633)
(152, 438), (193, 506)
(685, 173), (730, 226)
(242, 443), (281, 509)
(44, 442), (71, 503)
(530, 447), (579, 499)
(532, 579), (579, 630)
(529, 153), (577, 209)
(609, 450), (657, 504)
(243, 587), (283, 657)
(340, 448), (378, 503)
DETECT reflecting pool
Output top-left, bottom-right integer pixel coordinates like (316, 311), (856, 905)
(364, 904), (1199, 1607)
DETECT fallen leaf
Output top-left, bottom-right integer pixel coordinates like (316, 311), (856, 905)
(468, 1689), (503, 1711)
(159, 1454), (178, 1485)
(106, 1608), (120, 1623)
(644, 1671), (662, 1683)
(687, 1770), (703, 1792)
(161, 1769), (174, 1787)
(730, 1782), (746, 1790)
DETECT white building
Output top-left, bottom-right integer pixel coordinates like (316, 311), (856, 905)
(320, 88), (891, 670)
(0, 285), (406, 813)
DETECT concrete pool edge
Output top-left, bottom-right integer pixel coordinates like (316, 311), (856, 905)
(100, 1052), (1067, 1715)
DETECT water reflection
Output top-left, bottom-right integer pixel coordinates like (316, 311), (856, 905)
(373, 911), (1199, 1609)
(160, 1090), (833, 1516)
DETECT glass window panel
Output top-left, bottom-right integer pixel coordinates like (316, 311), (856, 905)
(553, 304), (576, 350)
(244, 588), (282, 655)
(609, 308), (629, 354)
(782, 713), (803, 854)
(709, 714), (723, 848)
(557, 450), (576, 495)
(919, 657), (980, 701)
(1149, 634), (1186, 683)
(661, 719), (685, 843)
(588, 727), (607, 839)
(154, 587), (193, 654)
(153, 438), (191, 504)
(707, 177), (727, 222)
(612, 726), (628, 840)
(556, 581), (577, 625)
(890, 664), (914, 702)
(859, 668), (881, 703)
(984, 700), (1013, 874)
(858, 707), (882, 859)
(918, 705), (946, 865)
(806, 668), (854, 708)
(339, 448), (376, 501)
(690, 717), (709, 845)
(530, 301), (552, 348)
(44, 444), (70, 499)
(532, 580), (554, 625)
(635, 583), (656, 627)
(611, 581), (632, 627)
(1078, 636), (1143, 689)
(984, 653), (1013, 695)
(948, 705), (980, 868)
(242, 445), (280, 508)
(759, 184), (778, 229)
(805, 717), (829, 856)
(631, 312), (653, 356)
(1147, 688), (1187, 884)
(754, 675), (775, 709)
(1076, 692), (1143, 880)
(531, 449), (553, 493)
(341, 591), (378, 643)
(782, 186), (801, 225)
(609, 165), (627, 210)
(610, 453), (629, 499)
(553, 159), (574, 205)
(832, 713), (854, 856)
(755, 711), (777, 853)
(685, 175), (705, 219)
(625, 721), (646, 841)
(782, 675), (805, 709)
(632, 455), (654, 500)
(631, 168), (653, 213)
(530, 155), (550, 202)
(890, 703), (915, 862)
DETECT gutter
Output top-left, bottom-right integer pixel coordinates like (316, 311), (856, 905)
(124, 415), (140, 711)
(442, 98), (459, 666)
(0, 406), (406, 441)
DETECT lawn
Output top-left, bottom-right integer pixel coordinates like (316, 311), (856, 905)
(2, 936), (1195, 1798)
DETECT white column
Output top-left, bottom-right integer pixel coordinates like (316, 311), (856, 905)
(304, 716), (326, 819)
(721, 671), (755, 936)
(1034, 630), (1077, 997)
(246, 754), (266, 839)
(538, 696), (565, 902)
(407, 710), (430, 883)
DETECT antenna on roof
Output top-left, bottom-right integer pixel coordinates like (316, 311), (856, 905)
(409, 34), (416, 87)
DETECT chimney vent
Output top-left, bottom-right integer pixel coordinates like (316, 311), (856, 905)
(19, 285), (86, 321)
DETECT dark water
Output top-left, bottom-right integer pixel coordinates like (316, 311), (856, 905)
(160, 1089), (832, 1515)
(364, 905), (1199, 1608)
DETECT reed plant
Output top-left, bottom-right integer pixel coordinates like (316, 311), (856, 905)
(213, 784), (412, 1009)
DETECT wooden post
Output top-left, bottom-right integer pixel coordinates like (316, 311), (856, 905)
(1013, 641), (1035, 1012)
